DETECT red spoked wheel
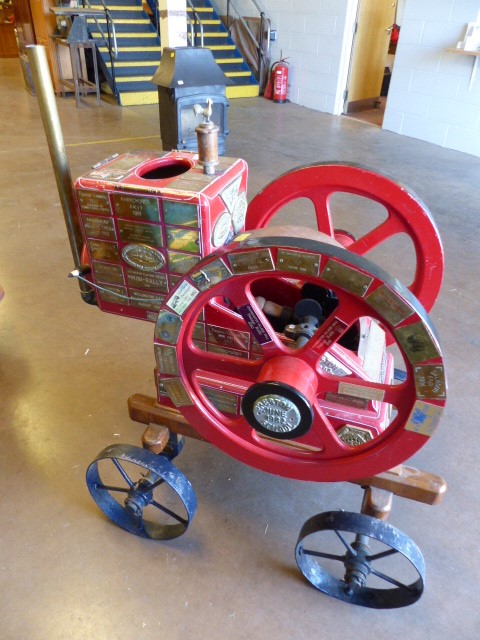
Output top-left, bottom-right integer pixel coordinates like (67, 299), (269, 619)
(154, 227), (446, 482)
(245, 163), (444, 313)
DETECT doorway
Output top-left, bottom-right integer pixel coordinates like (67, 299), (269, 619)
(343, 0), (401, 127)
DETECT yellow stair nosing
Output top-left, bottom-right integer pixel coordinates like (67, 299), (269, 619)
(91, 32), (158, 38)
(216, 58), (244, 64)
(119, 91), (158, 106)
(202, 32), (228, 38)
(226, 85), (259, 99)
(207, 45), (235, 51)
(105, 61), (159, 67)
(116, 76), (153, 82)
(90, 5), (143, 11)
(187, 7), (214, 12)
(99, 46), (161, 52)
(192, 19), (221, 25)
(225, 71), (251, 78)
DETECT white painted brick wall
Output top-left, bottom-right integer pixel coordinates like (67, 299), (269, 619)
(383, 0), (480, 157)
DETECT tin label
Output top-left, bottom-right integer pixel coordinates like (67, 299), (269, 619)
(155, 310), (182, 344)
(92, 262), (124, 285)
(321, 260), (373, 297)
(325, 392), (368, 410)
(232, 192), (248, 233)
(122, 244), (165, 272)
(166, 227), (200, 253)
(166, 280), (199, 315)
(212, 212), (233, 247)
(395, 322), (441, 365)
(88, 240), (120, 263)
(338, 381), (385, 402)
(221, 176), (242, 213)
(163, 200), (198, 227)
(190, 259), (232, 291)
(162, 377), (193, 407)
(238, 304), (272, 344)
(366, 284), (414, 327)
(208, 325), (250, 350)
(312, 317), (348, 350)
(201, 386), (239, 414)
(112, 194), (160, 222)
(118, 220), (163, 247)
(130, 289), (163, 311)
(126, 270), (168, 293)
(207, 344), (250, 359)
(98, 284), (128, 305)
(277, 249), (320, 276)
(405, 401), (443, 437)
(413, 365), (446, 400)
(154, 344), (179, 375)
(83, 216), (116, 240)
(77, 190), (111, 215)
(228, 249), (274, 274)
(167, 251), (200, 274)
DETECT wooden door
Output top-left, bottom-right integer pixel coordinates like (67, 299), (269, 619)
(346, 0), (397, 110)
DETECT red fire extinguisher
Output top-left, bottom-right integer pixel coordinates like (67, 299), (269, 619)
(264, 56), (289, 103)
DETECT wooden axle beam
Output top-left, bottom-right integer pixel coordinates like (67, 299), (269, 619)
(128, 393), (447, 510)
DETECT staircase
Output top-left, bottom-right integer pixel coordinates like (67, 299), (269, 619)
(187, 0), (259, 98)
(88, 0), (258, 105)
(89, 0), (161, 106)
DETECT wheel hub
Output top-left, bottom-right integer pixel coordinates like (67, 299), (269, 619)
(253, 393), (302, 434)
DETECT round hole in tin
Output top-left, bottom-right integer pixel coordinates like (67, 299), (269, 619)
(139, 158), (192, 180)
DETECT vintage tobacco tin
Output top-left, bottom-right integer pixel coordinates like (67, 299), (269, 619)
(78, 190), (111, 215)
(122, 244), (165, 272)
(117, 220), (163, 247)
(337, 425), (373, 447)
(228, 249), (274, 274)
(212, 212), (233, 247)
(366, 284), (414, 327)
(325, 392), (368, 410)
(232, 192), (247, 233)
(207, 343), (250, 359)
(395, 322), (441, 365)
(321, 259), (373, 297)
(405, 401), (443, 437)
(155, 310), (182, 344)
(83, 216), (116, 240)
(163, 377), (193, 407)
(276, 249), (320, 277)
(221, 176), (242, 213)
(413, 365), (446, 400)
(154, 344), (179, 376)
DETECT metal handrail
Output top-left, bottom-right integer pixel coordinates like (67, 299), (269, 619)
(82, 0), (118, 59)
(223, 0), (270, 82)
(187, 0), (204, 48)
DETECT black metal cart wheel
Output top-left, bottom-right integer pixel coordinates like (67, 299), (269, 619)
(86, 444), (197, 540)
(295, 511), (425, 608)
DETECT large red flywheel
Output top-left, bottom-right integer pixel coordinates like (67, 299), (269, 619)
(245, 163), (444, 313)
(154, 227), (446, 482)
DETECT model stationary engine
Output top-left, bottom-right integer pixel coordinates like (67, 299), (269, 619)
(29, 45), (448, 609)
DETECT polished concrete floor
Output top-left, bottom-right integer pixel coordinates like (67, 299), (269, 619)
(1, 57), (479, 639)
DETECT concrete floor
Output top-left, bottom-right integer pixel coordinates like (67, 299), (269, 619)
(1, 57), (479, 639)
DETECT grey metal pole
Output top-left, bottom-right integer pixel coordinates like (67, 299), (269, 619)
(26, 45), (95, 303)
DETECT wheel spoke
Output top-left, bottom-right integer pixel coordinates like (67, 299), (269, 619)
(95, 483), (130, 494)
(368, 548), (399, 562)
(302, 548), (345, 562)
(310, 189), (334, 236)
(347, 215), (405, 256)
(112, 458), (134, 487)
(186, 345), (263, 384)
(369, 568), (416, 592)
(150, 500), (188, 525)
(334, 529), (356, 554)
